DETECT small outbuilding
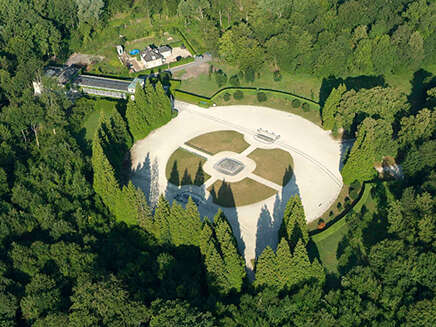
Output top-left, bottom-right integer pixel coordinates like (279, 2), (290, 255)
(116, 45), (124, 56)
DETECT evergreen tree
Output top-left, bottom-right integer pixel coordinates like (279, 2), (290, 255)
(254, 246), (278, 288)
(342, 118), (397, 184)
(153, 195), (171, 243)
(154, 81), (172, 123)
(214, 211), (245, 292)
(120, 182), (148, 226)
(125, 84), (151, 141)
(275, 238), (293, 289)
(322, 84), (346, 130)
(199, 219), (228, 293)
(125, 81), (172, 142)
(290, 239), (313, 284)
(144, 82), (158, 127)
(167, 201), (186, 246)
(92, 136), (122, 217)
(203, 236), (229, 294)
(129, 183), (153, 232)
(255, 238), (325, 291)
(280, 195), (308, 249)
(182, 198), (202, 246)
(199, 219), (214, 255)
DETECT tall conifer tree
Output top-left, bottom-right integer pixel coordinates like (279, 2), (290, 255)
(214, 211), (245, 292)
(254, 246), (277, 288)
(153, 196), (171, 243)
(167, 201), (186, 246)
(280, 195), (308, 249)
(322, 84), (346, 130)
(126, 84), (151, 141)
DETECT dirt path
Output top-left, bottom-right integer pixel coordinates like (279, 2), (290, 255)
(66, 53), (104, 66)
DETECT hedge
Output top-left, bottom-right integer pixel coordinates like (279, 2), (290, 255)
(173, 90), (212, 107)
(210, 87), (319, 110)
(172, 86), (321, 111)
(175, 28), (197, 55)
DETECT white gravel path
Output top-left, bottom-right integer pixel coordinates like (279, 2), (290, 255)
(130, 102), (343, 269)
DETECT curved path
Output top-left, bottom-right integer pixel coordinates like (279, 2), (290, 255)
(130, 102), (343, 268)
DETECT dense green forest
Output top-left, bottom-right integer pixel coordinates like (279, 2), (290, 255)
(0, 0), (435, 326)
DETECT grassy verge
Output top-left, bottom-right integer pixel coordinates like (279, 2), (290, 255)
(312, 218), (349, 273)
(178, 62), (321, 100)
(208, 178), (277, 207)
(248, 148), (294, 186)
(185, 130), (249, 155)
(83, 99), (118, 140)
(173, 90), (212, 107)
(311, 183), (375, 272)
(165, 148), (210, 186)
(214, 92), (322, 127)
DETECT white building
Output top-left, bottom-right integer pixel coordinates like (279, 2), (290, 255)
(140, 45), (172, 69)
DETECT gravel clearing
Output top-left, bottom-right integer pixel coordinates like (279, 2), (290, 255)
(130, 102), (343, 268)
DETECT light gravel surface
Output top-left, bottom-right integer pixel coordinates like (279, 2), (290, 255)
(130, 102), (343, 269)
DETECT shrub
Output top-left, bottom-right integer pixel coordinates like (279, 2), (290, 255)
(208, 64), (214, 80)
(233, 90), (244, 100)
(350, 180), (361, 190)
(223, 92), (231, 101)
(257, 92), (267, 102)
(229, 75), (240, 86)
(329, 211), (334, 217)
(349, 189), (359, 199)
(292, 99), (301, 108)
(245, 68), (255, 82)
(214, 69), (227, 87)
(273, 70), (282, 81)
(337, 202), (342, 210)
(302, 102), (310, 112)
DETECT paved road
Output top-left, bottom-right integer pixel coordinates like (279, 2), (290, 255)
(169, 54), (212, 73)
(74, 75), (131, 92)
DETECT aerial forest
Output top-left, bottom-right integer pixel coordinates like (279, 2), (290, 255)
(0, 0), (435, 326)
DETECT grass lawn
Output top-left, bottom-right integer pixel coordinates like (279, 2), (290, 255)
(215, 93), (322, 127)
(165, 148), (210, 186)
(208, 178), (277, 207)
(178, 61), (321, 101)
(312, 218), (349, 273)
(185, 130), (250, 155)
(353, 183), (375, 213)
(311, 183), (375, 272)
(248, 148), (294, 186)
(83, 99), (118, 140)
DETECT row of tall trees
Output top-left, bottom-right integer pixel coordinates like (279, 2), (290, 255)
(126, 81), (172, 141)
(255, 196), (324, 291)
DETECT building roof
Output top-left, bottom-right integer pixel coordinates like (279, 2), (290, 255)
(44, 65), (79, 85)
(74, 75), (130, 92)
(141, 46), (163, 62)
(158, 45), (172, 53)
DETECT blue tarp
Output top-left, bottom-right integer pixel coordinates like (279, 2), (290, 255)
(129, 49), (139, 55)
